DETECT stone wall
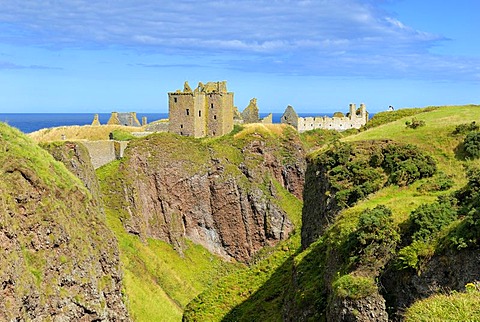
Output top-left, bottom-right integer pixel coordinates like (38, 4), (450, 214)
(281, 104), (368, 132)
(81, 140), (128, 169)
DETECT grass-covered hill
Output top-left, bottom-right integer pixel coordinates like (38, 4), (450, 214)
(183, 105), (480, 321)
(0, 122), (129, 320)
(95, 123), (306, 321)
(16, 105), (480, 321)
(29, 124), (142, 142)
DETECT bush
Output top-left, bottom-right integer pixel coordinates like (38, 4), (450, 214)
(111, 129), (136, 141)
(452, 121), (479, 135)
(463, 131), (480, 159)
(352, 205), (400, 267)
(396, 241), (435, 270)
(318, 142), (436, 209)
(405, 118), (425, 129)
(445, 166), (480, 249)
(417, 172), (454, 192)
(409, 198), (457, 242)
(381, 144), (437, 186)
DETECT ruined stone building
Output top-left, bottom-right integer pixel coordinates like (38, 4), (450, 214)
(91, 112), (146, 127)
(107, 112), (143, 127)
(281, 103), (368, 132)
(168, 81), (234, 138)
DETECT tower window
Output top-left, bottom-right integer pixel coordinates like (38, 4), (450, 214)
(199, 110), (202, 117)
(211, 103), (214, 108)
(186, 109), (190, 116)
(214, 115), (217, 120)
(174, 97), (177, 103)
(180, 124), (183, 129)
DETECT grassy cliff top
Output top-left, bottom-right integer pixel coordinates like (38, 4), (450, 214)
(29, 124), (144, 142)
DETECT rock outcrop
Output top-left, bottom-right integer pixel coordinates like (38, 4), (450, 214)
(327, 292), (388, 322)
(107, 125), (305, 262)
(0, 123), (129, 320)
(382, 249), (480, 321)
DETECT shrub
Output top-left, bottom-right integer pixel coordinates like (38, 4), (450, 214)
(446, 166), (480, 249)
(111, 129), (136, 141)
(353, 205), (400, 267)
(381, 144), (436, 186)
(409, 198), (457, 242)
(452, 121), (479, 135)
(396, 241), (435, 270)
(463, 131), (480, 159)
(405, 118), (425, 129)
(455, 166), (480, 217)
(417, 172), (454, 192)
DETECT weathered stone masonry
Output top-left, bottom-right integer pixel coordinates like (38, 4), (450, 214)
(168, 81), (234, 138)
(281, 103), (368, 132)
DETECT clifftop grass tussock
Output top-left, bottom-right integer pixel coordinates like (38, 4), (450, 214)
(29, 124), (142, 142)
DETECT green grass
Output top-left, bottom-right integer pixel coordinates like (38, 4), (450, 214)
(404, 288), (480, 322)
(277, 105), (480, 320)
(97, 160), (240, 321)
(183, 179), (303, 322)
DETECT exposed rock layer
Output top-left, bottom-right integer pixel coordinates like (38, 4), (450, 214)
(113, 128), (305, 262)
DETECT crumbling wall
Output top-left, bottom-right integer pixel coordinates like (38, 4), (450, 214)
(281, 104), (368, 132)
(81, 140), (128, 169)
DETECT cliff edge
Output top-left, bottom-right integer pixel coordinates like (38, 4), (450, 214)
(102, 124), (305, 262)
(0, 123), (129, 320)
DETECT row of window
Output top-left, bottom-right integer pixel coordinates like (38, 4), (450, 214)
(172, 97), (215, 109)
(185, 109), (217, 119)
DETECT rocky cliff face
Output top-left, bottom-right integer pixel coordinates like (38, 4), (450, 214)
(0, 124), (129, 320)
(382, 249), (480, 321)
(108, 125), (305, 262)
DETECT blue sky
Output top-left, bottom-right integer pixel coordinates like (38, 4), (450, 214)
(0, 0), (479, 113)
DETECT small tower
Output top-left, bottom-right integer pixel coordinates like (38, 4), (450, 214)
(349, 103), (356, 119)
(360, 103), (366, 116)
(91, 114), (101, 126)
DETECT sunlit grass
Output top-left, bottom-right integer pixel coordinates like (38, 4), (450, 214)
(404, 288), (480, 322)
(29, 124), (144, 142)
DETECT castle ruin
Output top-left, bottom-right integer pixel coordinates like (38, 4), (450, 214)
(91, 112), (144, 127)
(107, 112), (142, 127)
(168, 81), (234, 138)
(281, 103), (368, 132)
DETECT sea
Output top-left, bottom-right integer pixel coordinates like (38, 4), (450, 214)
(0, 112), (335, 134)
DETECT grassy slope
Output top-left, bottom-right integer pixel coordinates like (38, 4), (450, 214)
(333, 105), (480, 319)
(96, 123), (304, 321)
(97, 161), (239, 321)
(188, 105), (480, 321)
(29, 124), (143, 142)
(0, 122), (127, 318)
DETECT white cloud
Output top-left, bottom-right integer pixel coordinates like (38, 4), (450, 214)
(0, 0), (476, 80)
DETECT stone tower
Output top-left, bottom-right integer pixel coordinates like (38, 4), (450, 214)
(168, 81), (234, 138)
(91, 114), (101, 126)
